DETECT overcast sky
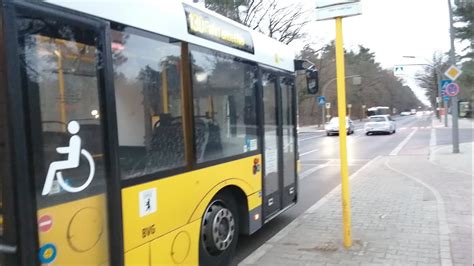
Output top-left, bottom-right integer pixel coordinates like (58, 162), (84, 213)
(296, 0), (460, 106)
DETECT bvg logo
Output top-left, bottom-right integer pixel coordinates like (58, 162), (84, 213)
(142, 224), (156, 238)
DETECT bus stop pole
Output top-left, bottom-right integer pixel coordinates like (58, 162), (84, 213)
(335, 17), (352, 248)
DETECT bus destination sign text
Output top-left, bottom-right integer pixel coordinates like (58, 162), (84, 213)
(184, 4), (254, 54)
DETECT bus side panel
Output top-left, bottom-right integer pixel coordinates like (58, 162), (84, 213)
(37, 194), (109, 265)
(124, 243), (150, 265)
(150, 219), (200, 265)
(121, 155), (261, 253)
(186, 155), (262, 223)
(247, 191), (263, 235)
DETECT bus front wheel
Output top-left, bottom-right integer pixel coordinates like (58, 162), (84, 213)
(200, 192), (239, 266)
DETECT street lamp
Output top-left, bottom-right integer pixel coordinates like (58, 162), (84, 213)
(320, 75), (361, 125)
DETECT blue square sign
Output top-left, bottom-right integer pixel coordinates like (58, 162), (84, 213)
(317, 96), (326, 106)
(440, 79), (452, 90)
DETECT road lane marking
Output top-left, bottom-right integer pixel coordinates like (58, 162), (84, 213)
(299, 162), (329, 179)
(389, 128), (418, 156)
(298, 135), (325, 142)
(300, 148), (319, 156)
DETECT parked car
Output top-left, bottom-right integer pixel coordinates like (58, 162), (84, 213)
(400, 111), (411, 116)
(325, 117), (355, 136)
(364, 115), (396, 135)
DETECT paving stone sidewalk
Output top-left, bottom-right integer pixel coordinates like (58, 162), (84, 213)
(240, 143), (473, 266)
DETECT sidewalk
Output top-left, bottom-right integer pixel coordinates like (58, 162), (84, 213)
(240, 142), (473, 265)
(433, 115), (474, 129)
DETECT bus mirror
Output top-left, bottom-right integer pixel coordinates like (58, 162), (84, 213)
(306, 69), (319, 94)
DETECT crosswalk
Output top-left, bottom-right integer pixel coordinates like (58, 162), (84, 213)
(398, 126), (432, 130)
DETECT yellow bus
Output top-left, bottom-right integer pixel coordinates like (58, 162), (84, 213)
(0, 0), (317, 265)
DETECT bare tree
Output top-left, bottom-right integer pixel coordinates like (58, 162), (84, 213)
(260, 1), (309, 44)
(415, 53), (448, 108)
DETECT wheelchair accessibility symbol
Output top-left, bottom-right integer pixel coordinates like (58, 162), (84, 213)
(42, 121), (95, 196)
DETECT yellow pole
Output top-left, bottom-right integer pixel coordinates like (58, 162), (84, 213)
(161, 63), (169, 114)
(335, 17), (352, 248)
(56, 50), (67, 132)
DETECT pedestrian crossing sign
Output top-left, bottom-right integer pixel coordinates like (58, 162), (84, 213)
(318, 96), (326, 106)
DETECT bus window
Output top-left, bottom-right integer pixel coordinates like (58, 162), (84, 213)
(111, 28), (185, 179)
(189, 46), (258, 163)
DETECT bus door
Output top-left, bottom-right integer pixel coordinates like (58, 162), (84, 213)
(0, 41), (21, 265)
(261, 71), (297, 219)
(4, 2), (122, 265)
(279, 76), (297, 208)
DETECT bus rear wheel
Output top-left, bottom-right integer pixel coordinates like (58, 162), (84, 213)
(200, 192), (239, 266)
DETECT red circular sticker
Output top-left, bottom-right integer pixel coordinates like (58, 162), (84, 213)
(38, 215), (53, 233)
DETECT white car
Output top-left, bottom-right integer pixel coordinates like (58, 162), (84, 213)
(400, 111), (411, 116)
(325, 117), (355, 136)
(364, 115), (396, 135)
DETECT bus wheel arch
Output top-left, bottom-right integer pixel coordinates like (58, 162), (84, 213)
(221, 186), (249, 235)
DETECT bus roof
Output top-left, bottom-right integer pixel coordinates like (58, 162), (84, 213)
(44, 0), (296, 72)
(367, 106), (389, 111)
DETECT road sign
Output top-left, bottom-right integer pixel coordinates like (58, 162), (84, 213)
(325, 102), (331, 109)
(316, 1), (361, 21)
(444, 95), (450, 101)
(318, 96), (326, 106)
(347, 103), (352, 108)
(444, 65), (462, 81)
(436, 97), (441, 103)
(393, 66), (404, 76)
(440, 79), (452, 90)
(445, 83), (460, 97)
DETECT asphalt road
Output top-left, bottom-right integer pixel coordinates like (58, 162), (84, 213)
(233, 113), (446, 264)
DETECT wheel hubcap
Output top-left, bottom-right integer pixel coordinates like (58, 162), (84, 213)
(212, 209), (234, 251)
(202, 202), (235, 255)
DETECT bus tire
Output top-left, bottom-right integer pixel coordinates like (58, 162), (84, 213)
(199, 191), (239, 266)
